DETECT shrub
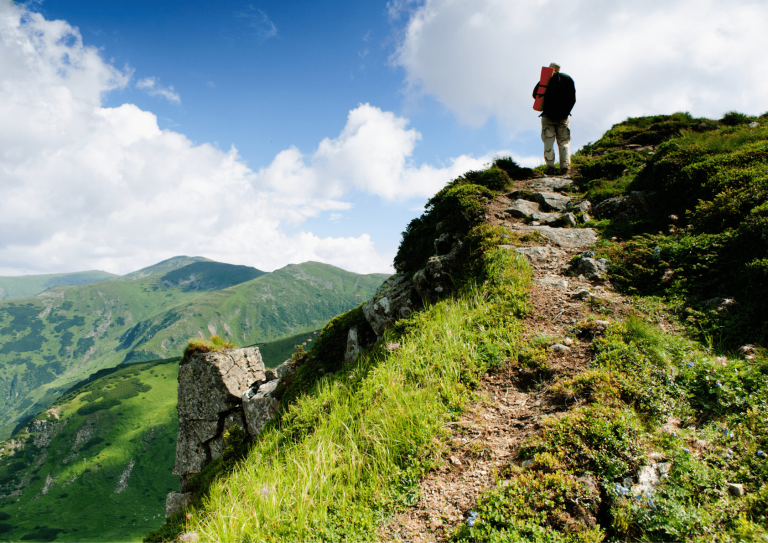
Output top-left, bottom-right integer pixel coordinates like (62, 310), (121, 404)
(720, 111), (754, 126)
(493, 156), (534, 181)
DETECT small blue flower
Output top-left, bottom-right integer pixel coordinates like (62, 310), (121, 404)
(758, 450), (766, 458)
(672, 432), (677, 437)
(652, 247), (660, 261)
(716, 381), (722, 388)
(686, 362), (694, 367)
(467, 511), (479, 526)
(683, 448), (691, 454)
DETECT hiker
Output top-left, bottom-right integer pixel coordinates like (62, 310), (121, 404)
(533, 62), (576, 175)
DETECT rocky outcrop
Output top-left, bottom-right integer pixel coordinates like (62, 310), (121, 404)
(172, 345), (297, 510)
(594, 191), (656, 221)
(363, 273), (420, 337)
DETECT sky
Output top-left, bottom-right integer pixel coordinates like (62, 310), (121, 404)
(1, 0), (767, 277)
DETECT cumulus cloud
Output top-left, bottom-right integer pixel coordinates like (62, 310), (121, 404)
(392, 0), (768, 146)
(0, 2), (500, 277)
(136, 76), (181, 104)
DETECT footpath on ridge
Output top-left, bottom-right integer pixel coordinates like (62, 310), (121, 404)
(385, 172), (636, 541)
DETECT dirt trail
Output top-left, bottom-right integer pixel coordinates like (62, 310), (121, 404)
(383, 175), (633, 542)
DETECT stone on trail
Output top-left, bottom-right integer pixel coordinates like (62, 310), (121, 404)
(531, 191), (571, 212)
(505, 245), (566, 264)
(527, 177), (573, 193)
(727, 483), (745, 497)
(574, 257), (610, 281)
(509, 225), (598, 250)
(560, 212), (578, 227)
(506, 199), (541, 219)
(531, 211), (562, 225)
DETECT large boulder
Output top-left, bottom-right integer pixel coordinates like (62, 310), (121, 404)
(594, 192), (656, 221)
(363, 273), (419, 337)
(174, 347), (265, 482)
(506, 199), (541, 219)
(531, 191), (571, 212)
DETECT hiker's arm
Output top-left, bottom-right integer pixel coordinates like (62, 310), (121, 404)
(532, 83), (539, 99)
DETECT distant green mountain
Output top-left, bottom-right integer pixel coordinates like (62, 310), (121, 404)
(0, 271), (118, 301)
(116, 256), (213, 281)
(0, 260), (388, 440)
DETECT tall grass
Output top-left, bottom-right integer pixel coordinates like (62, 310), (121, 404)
(183, 249), (531, 541)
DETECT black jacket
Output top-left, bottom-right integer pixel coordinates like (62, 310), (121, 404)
(532, 72), (576, 122)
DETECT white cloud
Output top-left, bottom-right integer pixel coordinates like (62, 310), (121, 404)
(235, 6), (277, 41)
(0, 2), (498, 277)
(136, 76), (181, 104)
(392, 0), (768, 146)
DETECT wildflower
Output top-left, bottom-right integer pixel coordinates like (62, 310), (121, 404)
(682, 448), (691, 454)
(716, 381), (722, 388)
(467, 511), (479, 527)
(758, 451), (766, 458)
(672, 432), (677, 437)
(686, 362), (694, 367)
(652, 247), (660, 260)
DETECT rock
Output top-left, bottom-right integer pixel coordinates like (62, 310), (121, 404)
(574, 201), (592, 214)
(528, 177), (573, 193)
(449, 455), (462, 466)
(178, 532), (200, 543)
(560, 212), (577, 227)
(506, 245), (566, 264)
(434, 233), (459, 255)
(727, 483), (745, 497)
(242, 380), (280, 437)
(506, 199), (541, 219)
(749, 121), (759, 128)
(632, 464), (661, 496)
(593, 191), (656, 221)
(509, 225), (598, 250)
(549, 344), (571, 353)
(166, 491), (193, 517)
(536, 277), (569, 290)
(363, 273), (419, 337)
(174, 347), (266, 480)
(579, 212), (591, 223)
(574, 257), (610, 281)
(531, 191), (571, 212)
(413, 246), (461, 303)
(702, 297), (737, 313)
(344, 326), (360, 365)
(571, 289), (591, 301)
(577, 474), (599, 496)
(429, 519), (442, 531)
(531, 211), (562, 224)
(563, 338), (574, 346)
(661, 415), (681, 434)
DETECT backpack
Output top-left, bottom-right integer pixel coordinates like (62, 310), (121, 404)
(543, 72), (576, 122)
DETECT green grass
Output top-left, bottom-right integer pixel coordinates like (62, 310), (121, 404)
(0, 359), (180, 542)
(571, 113), (768, 348)
(149, 246), (531, 542)
(252, 329), (321, 368)
(453, 314), (768, 542)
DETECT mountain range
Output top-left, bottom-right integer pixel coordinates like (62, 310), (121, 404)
(0, 257), (389, 440)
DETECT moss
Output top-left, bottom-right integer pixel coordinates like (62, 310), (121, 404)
(180, 335), (235, 364)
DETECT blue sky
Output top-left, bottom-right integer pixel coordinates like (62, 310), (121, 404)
(1, 0), (766, 276)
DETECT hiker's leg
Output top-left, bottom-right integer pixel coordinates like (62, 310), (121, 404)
(555, 119), (571, 169)
(540, 116), (556, 168)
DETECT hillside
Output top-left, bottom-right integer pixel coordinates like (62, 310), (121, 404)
(0, 323), (321, 543)
(0, 260), (387, 441)
(0, 271), (118, 302)
(149, 113), (767, 542)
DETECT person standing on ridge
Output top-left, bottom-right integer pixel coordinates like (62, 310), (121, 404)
(533, 62), (576, 175)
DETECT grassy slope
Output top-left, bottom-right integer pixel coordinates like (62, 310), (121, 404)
(453, 114), (768, 542)
(0, 329), (331, 543)
(116, 256), (213, 282)
(0, 261), (387, 441)
(0, 358), (180, 542)
(252, 329), (321, 368)
(0, 271), (118, 302)
(151, 120), (768, 542)
(148, 164), (529, 541)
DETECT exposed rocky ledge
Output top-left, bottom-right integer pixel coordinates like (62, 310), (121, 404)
(168, 346), (296, 517)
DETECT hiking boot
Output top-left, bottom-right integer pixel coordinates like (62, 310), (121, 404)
(545, 166), (557, 176)
(560, 166), (570, 176)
